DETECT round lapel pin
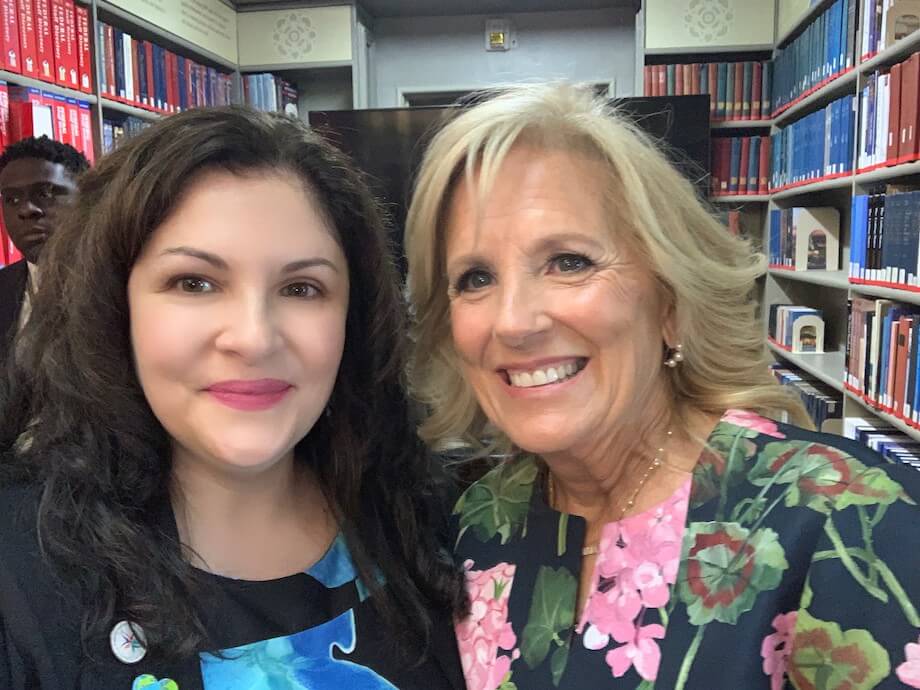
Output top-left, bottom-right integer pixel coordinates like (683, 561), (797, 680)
(110, 620), (147, 664)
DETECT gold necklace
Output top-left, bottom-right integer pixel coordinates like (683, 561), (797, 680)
(546, 429), (673, 557)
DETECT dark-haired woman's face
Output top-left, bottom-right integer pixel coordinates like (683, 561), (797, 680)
(127, 170), (349, 476)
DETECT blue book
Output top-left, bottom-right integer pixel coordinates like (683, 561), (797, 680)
(113, 29), (125, 100)
(177, 56), (187, 110)
(729, 137), (741, 193)
(96, 23), (107, 97)
(717, 62), (727, 119)
(136, 40), (146, 107)
(748, 136), (760, 194)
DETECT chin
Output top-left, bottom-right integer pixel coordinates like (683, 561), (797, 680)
(204, 435), (299, 473)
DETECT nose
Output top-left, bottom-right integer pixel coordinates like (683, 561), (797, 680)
(493, 275), (552, 347)
(17, 200), (43, 220)
(213, 292), (281, 362)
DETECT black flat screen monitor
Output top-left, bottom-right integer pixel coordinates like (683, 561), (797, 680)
(309, 95), (710, 269)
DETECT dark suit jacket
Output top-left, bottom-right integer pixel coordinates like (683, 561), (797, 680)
(0, 260), (28, 367)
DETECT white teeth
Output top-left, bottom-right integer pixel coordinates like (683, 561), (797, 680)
(508, 361), (582, 388)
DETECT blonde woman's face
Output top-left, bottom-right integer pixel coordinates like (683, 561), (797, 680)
(444, 145), (673, 457)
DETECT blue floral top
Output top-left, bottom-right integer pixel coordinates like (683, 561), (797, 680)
(452, 410), (920, 689)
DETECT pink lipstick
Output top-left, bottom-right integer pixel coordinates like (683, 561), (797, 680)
(205, 379), (292, 411)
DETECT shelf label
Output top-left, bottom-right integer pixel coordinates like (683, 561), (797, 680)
(108, 0), (237, 65)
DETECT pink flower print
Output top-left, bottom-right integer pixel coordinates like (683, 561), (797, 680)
(457, 561), (518, 690)
(605, 624), (665, 681)
(633, 561), (670, 608)
(897, 636), (920, 688)
(722, 409), (786, 438)
(760, 611), (797, 690)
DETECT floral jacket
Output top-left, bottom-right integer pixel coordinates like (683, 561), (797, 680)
(452, 410), (920, 689)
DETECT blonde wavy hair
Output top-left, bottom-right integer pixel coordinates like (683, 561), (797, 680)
(405, 82), (810, 453)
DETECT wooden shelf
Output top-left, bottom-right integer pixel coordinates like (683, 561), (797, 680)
(0, 70), (97, 103)
(854, 159), (920, 186)
(710, 194), (770, 203)
(858, 29), (920, 74)
(772, 69), (858, 127)
(711, 119), (774, 129)
(767, 342), (845, 392)
(768, 269), (850, 290)
(771, 175), (853, 199)
(775, 0), (837, 49)
(101, 98), (162, 121)
(844, 390), (920, 442)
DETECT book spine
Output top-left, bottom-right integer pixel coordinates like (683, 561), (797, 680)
(61, 0), (75, 87)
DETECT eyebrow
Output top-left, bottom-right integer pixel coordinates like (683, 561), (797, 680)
(160, 246), (340, 273)
(447, 231), (606, 271)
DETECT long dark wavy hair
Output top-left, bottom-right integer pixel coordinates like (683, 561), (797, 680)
(0, 107), (466, 658)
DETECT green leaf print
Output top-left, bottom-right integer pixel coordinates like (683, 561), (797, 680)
(520, 566), (577, 671)
(550, 640), (570, 687)
(455, 458), (539, 545)
(750, 441), (912, 514)
(787, 609), (890, 689)
(677, 521), (788, 625)
(690, 424), (757, 510)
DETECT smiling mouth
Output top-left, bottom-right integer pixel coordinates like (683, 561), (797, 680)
(502, 358), (588, 388)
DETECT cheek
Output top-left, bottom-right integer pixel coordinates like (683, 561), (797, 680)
(130, 299), (200, 387)
(449, 301), (491, 366)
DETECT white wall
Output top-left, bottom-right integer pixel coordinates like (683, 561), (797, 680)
(369, 7), (635, 108)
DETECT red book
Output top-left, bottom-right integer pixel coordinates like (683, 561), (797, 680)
(61, 0), (76, 88)
(103, 23), (114, 97)
(49, 0), (65, 86)
(719, 137), (731, 193)
(690, 62), (700, 95)
(643, 65), (652, 96)
(899, 54), (919, 159)
(130, 37), (138, 104)
(17, 0), (36, 77)
(711, 139), (723, 194)
(739, 136), (751, 194)
(656, 65), (665, 98)
(888, 62), (903, 163)
(34, 0), (51, 81)
(169, 51), (178, 112)
(74, 3), (90, 92)
(64, 95), (77, 149)
(684, 62), (693, 95)
(758, 135), (769, 194)
(675, 63), (684, 96)
(144, 40), (153, 109)
(8, 86), (50, 141)
(51, 92), (66, 144)
(0, 80), (9, 147)
(733, 62), (743, 119)
(752, 61), (762, 120)
(894, 317), (913, 416)
(77, 99), (92, 163)
(0, 0), (21, 73)
(708, 63), (717, 118)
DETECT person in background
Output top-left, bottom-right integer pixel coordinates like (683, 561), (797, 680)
(0, 136), (88, 365)
(0, 108), (465, 688)
(404, 83), (920, 688)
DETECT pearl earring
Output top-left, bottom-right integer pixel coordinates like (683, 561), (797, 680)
(664, 343), (684, 368)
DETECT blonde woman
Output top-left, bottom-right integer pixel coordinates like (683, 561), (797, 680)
(405, 83), (920, 689)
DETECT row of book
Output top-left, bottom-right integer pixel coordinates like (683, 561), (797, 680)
(0, 82), (94, 161)
(241, 73), (299, 115)
(772, 0), (857, 115)
(770, 362), (842, 432)
(844, 417), (920, 470)
(857, 50), (920, 172)
(642, 61), (772, 121)
(710, 135), (769, 196)
(846, 297), (920, 430)
(768, 303), (826, 353)
(768, 206), (841, 271)
(102, 115), (149, 154)
(849, 188), (920, 288)
(97, 21), (233, 115)
(0, 0), (92, 92)
(769, 94), (855, 190)
(860, 0), (918, 61)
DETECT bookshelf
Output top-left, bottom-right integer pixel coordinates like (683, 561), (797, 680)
(769, 268), (850, 290)
(767, 342), (845, 392)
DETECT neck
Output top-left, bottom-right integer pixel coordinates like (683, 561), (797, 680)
(171, 447), (330, 577)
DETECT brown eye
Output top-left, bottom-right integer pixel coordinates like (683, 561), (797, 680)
(281, 282), (320, 299)
(179, 277), (214, 293)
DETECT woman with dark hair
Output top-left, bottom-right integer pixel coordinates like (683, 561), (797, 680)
(0, 107), (466, 688)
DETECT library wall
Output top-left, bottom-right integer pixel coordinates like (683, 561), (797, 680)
(368, 7), (633, 108)
(645, 0), (775, 52)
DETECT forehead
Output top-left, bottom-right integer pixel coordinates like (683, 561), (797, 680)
(0, 158), (74, 189)
(444, 145), (613, 252)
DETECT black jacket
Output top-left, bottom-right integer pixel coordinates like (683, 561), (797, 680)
(0, 261), (27, 369)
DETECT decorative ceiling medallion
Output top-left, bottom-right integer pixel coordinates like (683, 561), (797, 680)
(272, 14), (318, 60)
(684, 0), (734, 42)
